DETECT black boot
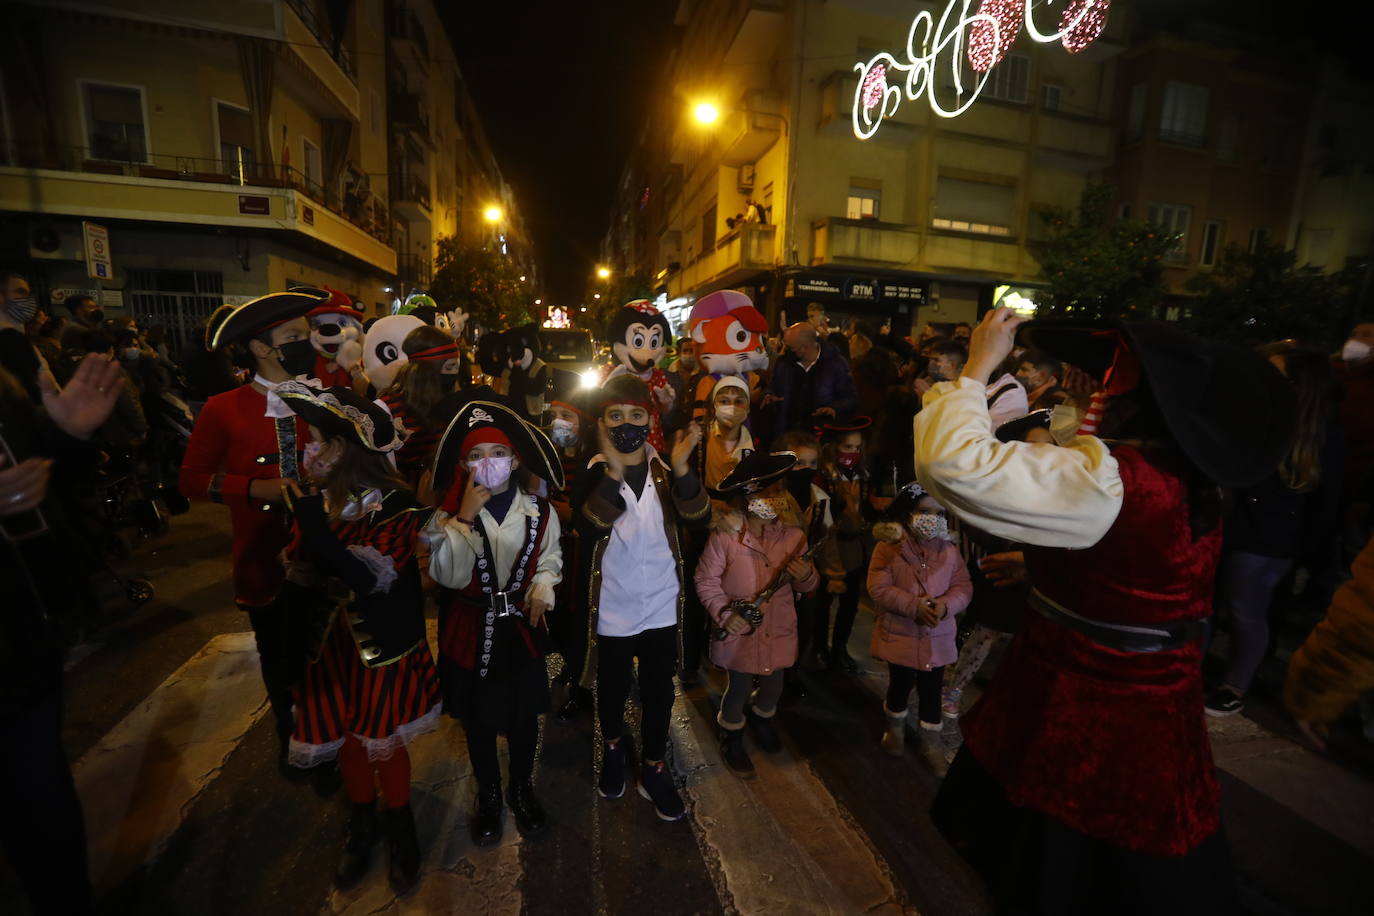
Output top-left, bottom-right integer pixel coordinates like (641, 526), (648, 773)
(830, 646), (858, 674)
(334, 802), (378, 889)
(746, 707), (783, 754)
(719, 727), (755, 777)
(784, 667), (807, 699)
(506, 780), (549, 836)
(276, 735), (311, 785)
(470, 783), (504, 847)
(383, 804), (422, 894)
(311, 759), (342, 798)
(556, 685), (592, 722)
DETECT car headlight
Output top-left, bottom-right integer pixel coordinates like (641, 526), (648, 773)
(579, 368), (600, 389)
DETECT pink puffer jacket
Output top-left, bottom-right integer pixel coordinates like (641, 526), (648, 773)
(867, 534), (972, 670)
(695, 519), (820, 675)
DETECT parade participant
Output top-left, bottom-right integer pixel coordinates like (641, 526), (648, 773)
(378, 325), (463, 489)
(361, 314), (425, 395)
(695, 450), (818, 776)
(179, 287), (331, 778)
(868, 483), (972, 776)
(2, 353), (122, 916)
(683, 290), (769, 423)
(274, 382), (439, 894)
(306, 287), (366, 390)
(917, 308), (1295, 915)
(600, 300), (678, 452)
(503, 323), (551, 424)
(816, 418), (874, 673)
(570, 374), (707, 820)
(426, 399), (564, 847)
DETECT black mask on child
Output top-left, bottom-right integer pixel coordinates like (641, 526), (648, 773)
(607, 421), (650, 454)
(274, 339), (318, 377)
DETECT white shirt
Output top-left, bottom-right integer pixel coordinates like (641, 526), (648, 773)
(596, 455), (680, 637)
(254, 374), (319, 419)
(426, 489), (562, 610)
(984, 372), (1030, 429)
(913, 377), (1123, 549)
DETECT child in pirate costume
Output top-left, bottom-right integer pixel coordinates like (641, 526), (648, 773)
(570, 374), (707, 820)
(694, 451), (819, 776)
(425, 400), (565, 847)
(275, 382), (440, 894)
(178, 287), (330, 778)
(816, 417), (877, 673)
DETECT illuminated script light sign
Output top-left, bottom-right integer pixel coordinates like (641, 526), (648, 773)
(852, 0), (1110, 139)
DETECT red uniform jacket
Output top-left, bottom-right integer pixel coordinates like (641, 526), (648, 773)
(961, 445), (1223, 857)
(179, 385), (307, 607)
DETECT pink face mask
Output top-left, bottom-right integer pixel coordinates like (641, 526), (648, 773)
(467, 455), (515, 489)
(302, 441), (338, 481)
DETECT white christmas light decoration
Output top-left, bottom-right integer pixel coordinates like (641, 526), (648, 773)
(852, 0), (1111, 139)
(967, 0), (1024, 73)
(1060, 0), (1110, 53)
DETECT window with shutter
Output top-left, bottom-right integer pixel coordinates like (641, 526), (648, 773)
(217, 103), (255, 183)
(85, 84), (147, 162)
(1148, 204), (1191, 262)
(933, 177), (1015, 236)
(1159, 82), (1209, 147)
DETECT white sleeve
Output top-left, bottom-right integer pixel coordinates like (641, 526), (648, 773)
(526, 509), (564, 609)
(424, 510), (482, 589)
(913, 377), (1123, 548)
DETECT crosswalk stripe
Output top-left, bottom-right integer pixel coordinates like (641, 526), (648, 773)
(672, 682), (907, 915)
(73, 631), (269, 894)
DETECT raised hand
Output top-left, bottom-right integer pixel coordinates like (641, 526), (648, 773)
(456, 469), (491, 523)
(670, 421), (702, 476)
(39, 353), (123, 440)
(962, 306), (1027, 385)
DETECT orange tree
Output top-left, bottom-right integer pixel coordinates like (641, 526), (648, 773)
(430, 236), (535, 330)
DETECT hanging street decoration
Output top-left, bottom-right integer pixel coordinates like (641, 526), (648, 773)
(852, 0), (1111, 140)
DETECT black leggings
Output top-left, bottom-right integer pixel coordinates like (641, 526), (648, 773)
(596, 625), (678, 761)
(463, 717), (539, 791)
(245, 600), (301, 743)
(822, 567), (865, 656)
(886, 662), (944, 725)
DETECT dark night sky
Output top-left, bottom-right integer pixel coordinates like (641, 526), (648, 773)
(443, 0), (1369, 307)
(444, 0), (678, 307)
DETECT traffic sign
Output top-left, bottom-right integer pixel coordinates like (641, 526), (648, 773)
(83, 221), (112, 280)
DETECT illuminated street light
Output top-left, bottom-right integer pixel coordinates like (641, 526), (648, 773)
(579, 307), (587, 312)
(483, 205), (503, 223)
(534, 297), (542, 305)
(693, 101), (720, 125)
(593, 293), (601, 299)
(596, 266), (611, 280)
(519, 275), (527, 281)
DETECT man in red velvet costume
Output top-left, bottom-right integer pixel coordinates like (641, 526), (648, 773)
(914, 307), (1296, 915)
(179, 287), (330, 778)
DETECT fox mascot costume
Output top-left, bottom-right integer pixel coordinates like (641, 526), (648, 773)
(685, 289), (769, 422)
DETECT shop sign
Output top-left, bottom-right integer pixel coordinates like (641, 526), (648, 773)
(238, 195), (271, 215)
(845, 278), (877, 301)
(879, 282), (925, 304)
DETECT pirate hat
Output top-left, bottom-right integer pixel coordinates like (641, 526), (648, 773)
(995, 409), (1053, 443)
(433, 399), (564, 497)
(817, 415), (873, 441)
(873, 482), (932, 543)
(275, 382), (405, 453)
(204, 303), (236, 352)
(716, 449), (797, 495)
(1019, 320), (1296, 488)
(211, 288), (330, 349)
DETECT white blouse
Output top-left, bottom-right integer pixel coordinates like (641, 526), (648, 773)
(425, 489), (563, 609)
(913, 377), (1124, 549)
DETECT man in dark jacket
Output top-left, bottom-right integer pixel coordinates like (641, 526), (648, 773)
(765, 322), (858, 441)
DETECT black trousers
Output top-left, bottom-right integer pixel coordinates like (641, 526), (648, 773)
(0, 689), (92, 915)
(680, 530), (709, 674)
(463, 716), (539, 791)
(818, 567), (864, 656)
(244, 601), (301, 743)
(596, 625), (678, 761)
(886, 662), (944, 725)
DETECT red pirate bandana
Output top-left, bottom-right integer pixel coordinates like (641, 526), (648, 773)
(409, 343), (459, 362)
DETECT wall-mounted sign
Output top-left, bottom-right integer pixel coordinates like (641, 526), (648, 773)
(302, 205), (315, 226)
(786, 274), (928, 307)
(238, 195), (271, 215)
(879, 282), (926, 304)
(83, 221), (111, 280)
(852, 0), (1110, 139)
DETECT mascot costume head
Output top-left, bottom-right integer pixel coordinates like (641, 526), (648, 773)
(602, 300), (678, 452)
(685, 289), (769, 422)
(502, 323), (550, 424)
(303, 286), (364, 388)
(363, 314), (425, 392)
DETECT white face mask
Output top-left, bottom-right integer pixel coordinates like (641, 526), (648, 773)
(715, 403), (747, 424)
(468, 455), (516, 489)
(550, 418), (578, 448)
(1342, 338), (1371, 363)
(909, 511), (949, 541)
(747, 497), (782, 520)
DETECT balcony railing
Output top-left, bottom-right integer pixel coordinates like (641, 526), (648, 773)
(388, 2), (430, 64)
(391, 169), (431, 211)
(812, 217), (922, 266)
(39, 145), (389, 243)
(390, 92), (431, 142)
(397, 253), (432, 287)
(285, 0), (356, 82)
(667, 222), (775, 298)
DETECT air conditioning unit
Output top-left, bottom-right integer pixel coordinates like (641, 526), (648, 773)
(28, 222), (85, 261)
(737, 164), (756, 194)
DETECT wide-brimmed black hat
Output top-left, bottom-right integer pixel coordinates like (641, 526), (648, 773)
(204, 303), (236, 352)
(995, 409), (1053, 443)
(211, 288), (330, 349)
(433, 398), (564, 496)
(276, 382), (405, 453)
(818, 415), (873, 439)
(1019, 319), (1296, 488)
(716, 450), (797, 494)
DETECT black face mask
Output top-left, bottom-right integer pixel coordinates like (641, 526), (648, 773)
(785, 468), (815, 508)
(607, 421), (650, 454)
(275, 338), (318, 376)
(88, 309), (105, 324)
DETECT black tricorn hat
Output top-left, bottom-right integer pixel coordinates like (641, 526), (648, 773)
(716, 449), (797, 494)
(276, 382), (405, 453)
(433, 398), (565, 497)
(204, 303), (236, 352)
(211, 288), (330, 349)
(1019, 319), (1296, 488)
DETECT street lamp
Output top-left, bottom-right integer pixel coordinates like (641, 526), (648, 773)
(693, 101), (720, 125)
(534, 297), (542, 305)
(690, 98), (794, 264)
(483, 205), (503, 224)
(596, 266), (611, 280)
(593, 293), (601, 299)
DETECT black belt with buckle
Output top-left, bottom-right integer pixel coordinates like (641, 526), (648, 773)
(489, 590), (524, 619)
(1028, 588), (1206, 654)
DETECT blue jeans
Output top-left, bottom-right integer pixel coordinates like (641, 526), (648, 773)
(1219, 551), (1292, 693)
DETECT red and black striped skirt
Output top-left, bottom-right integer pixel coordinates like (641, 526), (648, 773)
(288, 615), (442, 768)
